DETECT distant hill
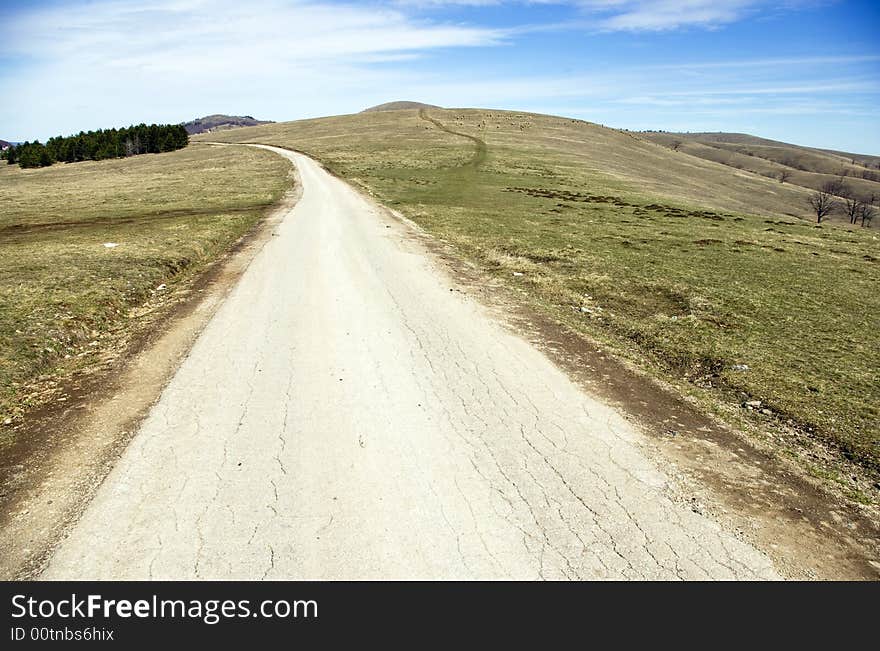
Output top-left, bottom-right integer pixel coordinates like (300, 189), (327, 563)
(665, 132), (880, 167)
(183, 114), (274, 135)
(640, 131), (880, 202)
(362, 101), (441, 113)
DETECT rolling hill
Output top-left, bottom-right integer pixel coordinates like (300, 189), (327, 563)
(183, 114), (274, 135)
(202, 107), (818, 218)
(659, 132), (880, 169)
(641, 131), (880, 203)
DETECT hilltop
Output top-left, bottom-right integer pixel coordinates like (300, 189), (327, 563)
(362, 101), (441, 112)
(183, 114), (274, 135)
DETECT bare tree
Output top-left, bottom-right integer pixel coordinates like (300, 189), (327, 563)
(841, 184), (862, 224)
(860, 193), (877, 227)
(670, 140), (682, 151)
(808, 179), (843, 223)
(778, 169), (791, 184)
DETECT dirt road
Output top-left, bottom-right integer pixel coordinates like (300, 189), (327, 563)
(42, 147), (779, 580)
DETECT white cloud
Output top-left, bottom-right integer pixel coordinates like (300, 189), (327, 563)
(577, 0), (763, 31)
(3, 0), (506, 66)
(649, 54), (880, 70)
(393, 1), (792, 31)
(0, 0), (508, 138)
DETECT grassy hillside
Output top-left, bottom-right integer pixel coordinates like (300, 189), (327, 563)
(202, 108), (879, 481)
(668, 132), (880, 169)
(642, 132), (880, 205)
(0, 144), (292, 439)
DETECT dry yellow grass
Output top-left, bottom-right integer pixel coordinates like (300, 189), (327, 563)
(642, 131), (880, 207)
(202, 108), (822, 218)
(0, 144), (292, 439)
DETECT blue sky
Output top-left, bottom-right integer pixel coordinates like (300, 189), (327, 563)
(1, 0), (878, 152)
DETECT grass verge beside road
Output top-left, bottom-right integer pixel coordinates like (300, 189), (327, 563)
(0, 144), (292, 446)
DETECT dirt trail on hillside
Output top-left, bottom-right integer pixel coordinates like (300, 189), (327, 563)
(42, 147), (780, 580)
(419, 109), (487, 168)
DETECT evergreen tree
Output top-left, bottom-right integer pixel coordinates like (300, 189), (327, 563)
(9, 122), (188, 168)
(18, 141), (54, 168)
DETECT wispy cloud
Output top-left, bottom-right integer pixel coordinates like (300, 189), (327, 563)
(578, 0), (764, 31)
(0, 0), (509, 137)
(647, 54), (880, 70)
(3, 0), (507, 66)
(397, 0), (806, 32)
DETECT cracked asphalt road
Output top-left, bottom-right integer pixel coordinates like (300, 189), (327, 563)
(42, 146), (780, 580)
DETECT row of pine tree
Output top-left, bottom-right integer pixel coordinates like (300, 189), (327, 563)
(2, 123), (189, 168)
